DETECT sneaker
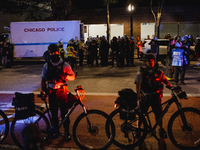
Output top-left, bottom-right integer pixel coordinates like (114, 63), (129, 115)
(159, 128), (167, 138)
(180, 81), (186, 85)
(65, 133), (71, 142)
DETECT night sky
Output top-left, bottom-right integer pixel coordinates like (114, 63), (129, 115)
(72, 0), (200, 9)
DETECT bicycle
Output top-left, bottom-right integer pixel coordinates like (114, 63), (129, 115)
(0, 109), (9, 144)
(107, 86), (200, 150)
(11, 86), (115, 150)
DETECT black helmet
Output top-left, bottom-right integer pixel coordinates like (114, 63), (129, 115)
(140, 53), (155, 61)
(48, 44), (59, 53)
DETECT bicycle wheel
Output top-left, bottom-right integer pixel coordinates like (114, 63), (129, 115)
(168, 107), (200, 150)
(0, 109), (9, 144)
(107, 108), (148, 149)
(73, 109), (115, 150)
(11, 110), (50, 149)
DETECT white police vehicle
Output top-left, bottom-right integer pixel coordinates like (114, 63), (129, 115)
(141, 39), (169, 56)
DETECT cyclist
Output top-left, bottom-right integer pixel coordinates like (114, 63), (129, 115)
(41, 44), (75, 141)
(135, 53), (172, 138)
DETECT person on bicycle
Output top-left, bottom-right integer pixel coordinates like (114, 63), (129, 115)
(135, 53), (172, 138)
(41, 44), (75, 141)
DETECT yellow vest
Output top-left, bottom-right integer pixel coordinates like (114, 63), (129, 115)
(59, 48), (66, 59)
(66, 46), (76, 57)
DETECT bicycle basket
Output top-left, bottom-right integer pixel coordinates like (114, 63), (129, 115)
(12, 92), (35, 119)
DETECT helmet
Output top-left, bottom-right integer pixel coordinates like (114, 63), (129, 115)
(140, 53), (155, 61)
(154, 37), (158, 41)
(130, 36), (134, 40)
(102, 36), (106, 39)
(180, 37), (185, 42)
(92, 37), (96, 41)
(175, 42), (181, 48)
(57, 41), (63, 47)
(48, 44), (59, 53)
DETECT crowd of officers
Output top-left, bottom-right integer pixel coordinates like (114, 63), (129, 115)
(165, 34), (200, 85)
(54, 35), (136, 68)
(0, 40), (15, 69)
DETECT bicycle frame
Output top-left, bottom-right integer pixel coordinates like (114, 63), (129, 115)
(144, 91), (189, 141)
(37, 86), (89, 132)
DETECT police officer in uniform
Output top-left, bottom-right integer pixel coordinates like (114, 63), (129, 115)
(135, 53), (171, 138)
(130, 36), (135, 66)
(41, 44), (75, 141)
(88, 37), (98, 67)
(172, 42), (188, 85)
(57, 41), (66, 61)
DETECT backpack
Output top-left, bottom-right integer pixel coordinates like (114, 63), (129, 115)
(115, 89), (138, 120)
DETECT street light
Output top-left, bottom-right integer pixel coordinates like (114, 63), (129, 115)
(128, 4), (134, 37)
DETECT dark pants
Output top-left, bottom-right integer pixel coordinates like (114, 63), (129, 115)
(111, 52), (118, 67)
(125, 50), (130, 66)
(49, 89), (70, 133)
(130, 48), (134, 65)
(173, 65), (186, 83)
(68, 57), (76, 70)
(79, 50), (84, 66)
(91, 54), (98, 66)
(139, 93), (162, 126)
(165, 56), (173, 79)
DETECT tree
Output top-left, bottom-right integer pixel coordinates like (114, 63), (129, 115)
(150, 0), (165, 38)
(103, 0), (118, 42)
(0, 0), (71, 21)
(128, 0), (165, 38)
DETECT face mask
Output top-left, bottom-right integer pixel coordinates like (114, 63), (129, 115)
(50, 55), (60, 63)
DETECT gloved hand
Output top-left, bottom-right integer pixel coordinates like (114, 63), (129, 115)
(60, 73), (68, 81)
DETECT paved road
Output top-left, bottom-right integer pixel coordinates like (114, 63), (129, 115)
(0, 58), (200, 150)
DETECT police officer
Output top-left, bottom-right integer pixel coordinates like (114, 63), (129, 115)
(78, 38), (86, 66)
(172, 42), (188, 85)
(88, 37), (98, 67)
(135, 53), (171, 138)
(166, 38), (175, 80)
(99, 36), (109, 67)
(57, 41), (66, 61)
(41, 44), (75, 141)
(66, 41), (77, 70)
(111, 36), (119, 67)
(124, 36), (130, 66)
(130, 36), (135, 66)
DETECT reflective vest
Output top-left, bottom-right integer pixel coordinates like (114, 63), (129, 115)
(66, 46), (75, 57)
(59, 48), (66, 60)
(171, 48), (184, 66)
(46, 61), (64, 84)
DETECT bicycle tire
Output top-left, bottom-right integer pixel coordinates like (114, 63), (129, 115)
(11, 110), (50, 149)
(0, 109), (9, 144)
(73, 109), (115, 150)
(168, 107), (200, 150)
(107, 108), (148, 149)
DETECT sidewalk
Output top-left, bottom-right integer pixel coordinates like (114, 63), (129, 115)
(1, 94), (200, 150)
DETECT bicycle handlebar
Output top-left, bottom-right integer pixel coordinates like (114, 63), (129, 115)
(167, 86), (187, 99)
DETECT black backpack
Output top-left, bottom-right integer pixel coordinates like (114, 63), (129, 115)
(115, 89), (138, 120)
